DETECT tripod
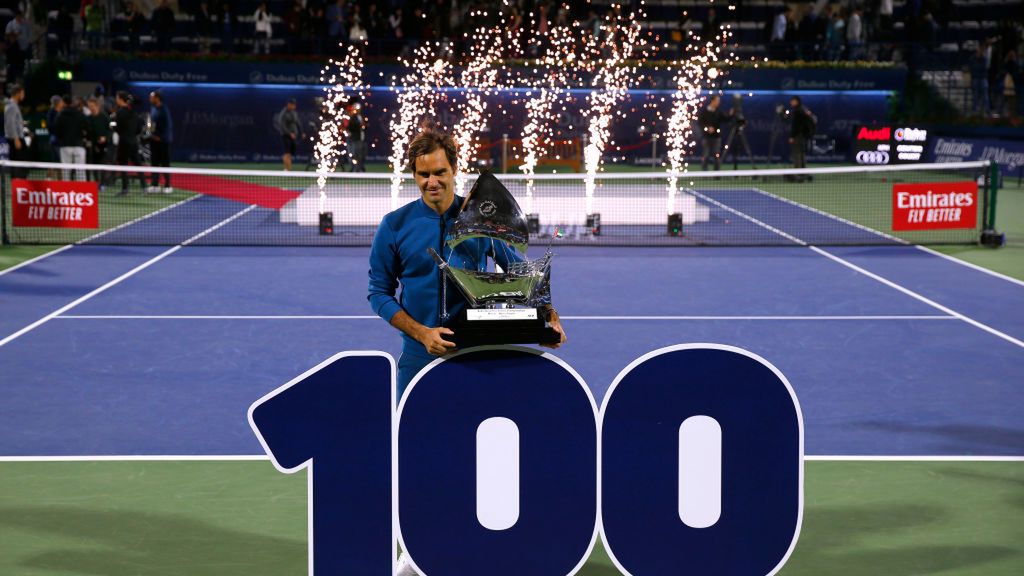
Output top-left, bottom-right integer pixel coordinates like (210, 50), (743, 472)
(723, 118), (756, 170)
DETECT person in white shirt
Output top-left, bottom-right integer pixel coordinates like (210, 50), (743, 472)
(846, 6), (863, 60)
(253, 1), (273, 54)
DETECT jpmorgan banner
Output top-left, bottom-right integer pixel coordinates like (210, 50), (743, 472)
(249, 345), (804, 576)
(928, 136), (1024, 174)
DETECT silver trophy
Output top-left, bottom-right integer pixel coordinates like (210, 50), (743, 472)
(427, 171), (560, 347)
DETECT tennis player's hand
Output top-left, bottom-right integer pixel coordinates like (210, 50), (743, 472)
(542, 311), (567, 349)
(420, 327), (457, 356)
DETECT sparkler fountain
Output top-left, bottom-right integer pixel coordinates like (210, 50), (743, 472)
(314, 44), (365, 214)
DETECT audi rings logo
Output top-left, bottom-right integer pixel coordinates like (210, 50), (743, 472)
(856, 150), (890, 165)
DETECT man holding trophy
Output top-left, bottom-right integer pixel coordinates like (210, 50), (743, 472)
(368, 122), (567, 397)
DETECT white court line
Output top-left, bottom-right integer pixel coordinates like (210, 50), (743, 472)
(748, 186), (1024, 289)
(51, 314), (958, 321)
(0, 205), (256, 349)
(691, 189), (1024, 350)
(0, 195), (200, 278)
(0, 244), (74, 277)
(0, 455), (1018, 463)
(916, 245), (1024, 288)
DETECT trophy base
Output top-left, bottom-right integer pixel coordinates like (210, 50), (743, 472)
(445, 307), (562, 348)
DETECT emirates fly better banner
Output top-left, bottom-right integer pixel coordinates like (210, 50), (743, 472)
(892, 181), (978, 231)
(11, 179), (99, 228)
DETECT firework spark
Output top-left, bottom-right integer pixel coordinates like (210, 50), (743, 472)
(388, 44), (454, 208)
(315, 44), (365, 213)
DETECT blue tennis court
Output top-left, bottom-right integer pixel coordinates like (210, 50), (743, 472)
(2, 184), (1022, 460)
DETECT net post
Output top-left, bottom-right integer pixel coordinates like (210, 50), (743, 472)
(980, 161), (1005, 247)
(0, 161), (9, 246)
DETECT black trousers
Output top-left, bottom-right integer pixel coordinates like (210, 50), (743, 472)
(149, 140), (171, 187)
(701, 135), (722, 171)
(790, 136), (807, 169)
(117, 144), (147, 192)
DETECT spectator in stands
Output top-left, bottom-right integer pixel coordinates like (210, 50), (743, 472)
(877, 0), (894, 40)
(349, 6), (368, 46)
(219, 2), (239, 53)
(697, 95), (732, 171)
(788, 96), (815, 176)
(326, 0), (347, 52)
(1006, 50), (1023, 117)
(387, 7), (404, 50)
(147, 90), (173, 193)
(253, 1), (273, 55)
(86, 96), (112, 189)
(54, 95), (89, 181)
(114, 91), (147, 196)
(969, 43), (990, 116)
(124, 2), (146, 53)
(194, 1), (214, 53)
(152, 0), (176, 53)
(770, 6), (791, 60)
(307, 0), (327, 54)
(703, 7), (720, 41)
(4, 11), (30, 82)
(5, 84), (27, 177)
(84, 1), (106, 50)
(825, 6), (846, 62)
(276, 98), (301, 171)
(52, 5), (75, 59)
(846, 6), (864, 61)
(344, 99), (367, 172)
(283, 0), (305, 54)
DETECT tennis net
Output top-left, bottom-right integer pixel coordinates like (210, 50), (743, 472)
(0, 160), (995, 247)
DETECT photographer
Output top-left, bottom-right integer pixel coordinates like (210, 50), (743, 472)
(698, 95), (733, 171)
(788, 96), (816, 179)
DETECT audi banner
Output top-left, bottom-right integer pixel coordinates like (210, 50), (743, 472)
(892, 181), (978, 231)
(853, 125), (929, 165)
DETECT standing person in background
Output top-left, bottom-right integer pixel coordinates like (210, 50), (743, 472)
(253, 1), (273, 55)
(344, 99), (367, 171)
(219, 3), (238, 53)
(5, 84), (27, 178)
(276, 98), (301, 171)
(788, 95), (816, 180)
(697, 95), (732, 171)
(86, 96), (112, 189)
(147, 90), (173, 193)
(54, 95), (89, 181)
(124, 2), (145, 53)
(114, 91), (147, 196)
(46, 95), (65, 178)
(84, 0), (106, 50)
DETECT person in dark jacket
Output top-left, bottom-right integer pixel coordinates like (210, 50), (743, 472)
(697, 95), (733, 171)
(87, 96), (112, 188)
(114, 91), (147, 196)
(788, 96), (816, 179)
(147, 90), (173, 192)
(53, 95), (89, 181)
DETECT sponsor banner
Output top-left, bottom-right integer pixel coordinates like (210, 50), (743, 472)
(892, 181), (977, 231)
(928, 136), (1024, 174)
(121, 84), (888, 164)
(853, 125), (928, 165)
(84, 59), (906, 91)
(11, 179), (99, 228)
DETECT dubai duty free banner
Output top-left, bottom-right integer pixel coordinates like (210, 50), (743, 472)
(248, 344), (804, 575)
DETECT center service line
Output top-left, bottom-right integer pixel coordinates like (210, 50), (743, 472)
(0, 205), (256, 349)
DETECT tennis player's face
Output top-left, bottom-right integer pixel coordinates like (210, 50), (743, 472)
(414, 148), (455, 213)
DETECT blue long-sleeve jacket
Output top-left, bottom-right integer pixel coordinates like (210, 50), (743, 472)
(150, 104), (172, 143)
(368, 195), (529, 358)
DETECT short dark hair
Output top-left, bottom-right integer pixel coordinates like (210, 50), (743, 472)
(790, 95), (802, 105)
(150, 90), (163, 103)
(406, 121), (458, 173)
(116, 90), (132, 104)
(8, 84), (23, 97)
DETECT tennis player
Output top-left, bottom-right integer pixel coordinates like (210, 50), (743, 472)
(368, 122), (567, 400)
